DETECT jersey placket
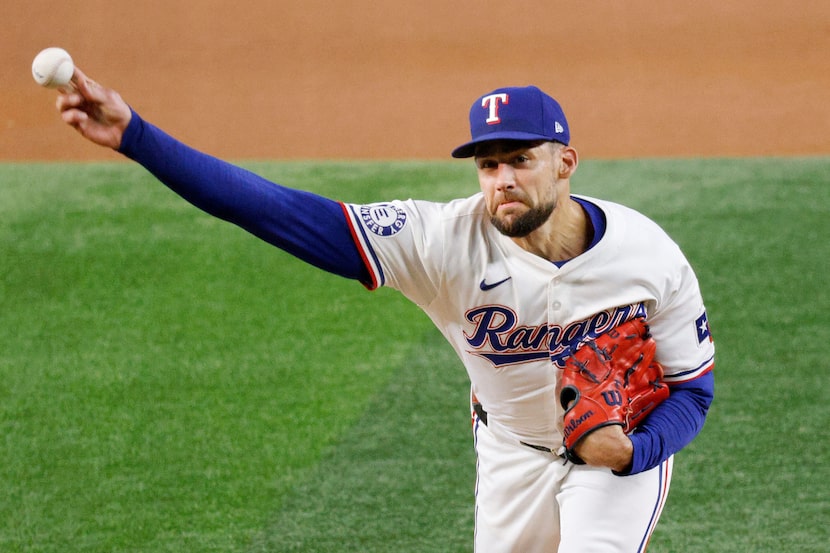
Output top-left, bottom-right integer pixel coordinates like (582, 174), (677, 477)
(548, 273), (568, 325)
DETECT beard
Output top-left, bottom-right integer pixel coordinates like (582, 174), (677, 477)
(490, 200), (556, 237)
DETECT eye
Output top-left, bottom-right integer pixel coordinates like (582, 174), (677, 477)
(476, 159), (497, 170)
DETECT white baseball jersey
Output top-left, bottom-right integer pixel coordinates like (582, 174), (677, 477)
(344, 193), (715, 452)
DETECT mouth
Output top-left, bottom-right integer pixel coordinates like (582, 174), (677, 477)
(497, 201), (524, 213)
(495, 196), (528, 213)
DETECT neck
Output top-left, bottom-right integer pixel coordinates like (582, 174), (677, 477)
(511, 197), (592, 263)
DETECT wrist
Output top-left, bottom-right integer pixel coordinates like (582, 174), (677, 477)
(572, 425), (634, 472)
(610, 436), (634, 473)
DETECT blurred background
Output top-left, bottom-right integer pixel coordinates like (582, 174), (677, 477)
(3, 0), (828, 161)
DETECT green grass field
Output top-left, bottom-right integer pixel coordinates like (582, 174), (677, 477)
(1, 156), (828, 552)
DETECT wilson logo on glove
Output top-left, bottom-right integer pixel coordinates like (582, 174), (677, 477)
(562, 410), (595, 440)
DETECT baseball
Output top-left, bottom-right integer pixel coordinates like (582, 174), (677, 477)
(32, 47), (74, 88)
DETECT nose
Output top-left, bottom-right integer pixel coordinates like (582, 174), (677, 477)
(494, 163), (516, 190)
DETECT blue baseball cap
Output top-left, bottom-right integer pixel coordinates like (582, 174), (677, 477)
(451, 85), (570, 158)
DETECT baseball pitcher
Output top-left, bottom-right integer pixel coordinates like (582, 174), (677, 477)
(55, 70), (715, 552)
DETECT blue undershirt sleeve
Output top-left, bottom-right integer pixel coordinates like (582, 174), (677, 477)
(621, 371), (715, 475)
(117, 109), (371, 284)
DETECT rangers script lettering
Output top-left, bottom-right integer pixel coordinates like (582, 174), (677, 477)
(464, 303), (647, 367)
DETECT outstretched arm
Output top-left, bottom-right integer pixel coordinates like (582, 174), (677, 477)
(54, 67), (371, 284)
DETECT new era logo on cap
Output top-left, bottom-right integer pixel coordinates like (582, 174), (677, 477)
(451, 85), (570, 158)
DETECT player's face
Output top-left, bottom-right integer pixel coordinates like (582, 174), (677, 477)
(475, 141), (567, 238)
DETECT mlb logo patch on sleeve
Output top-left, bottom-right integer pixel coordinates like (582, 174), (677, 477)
(695, 311), (712, 343)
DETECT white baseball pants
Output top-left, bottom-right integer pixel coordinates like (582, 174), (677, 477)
(472, 415), (672, 553)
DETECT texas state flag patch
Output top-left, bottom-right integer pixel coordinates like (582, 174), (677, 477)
(695, 311), (712, 343)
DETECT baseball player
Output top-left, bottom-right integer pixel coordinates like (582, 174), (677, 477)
(55, 70), (715, 552)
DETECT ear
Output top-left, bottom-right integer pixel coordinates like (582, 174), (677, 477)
(558, 146), (579, 178)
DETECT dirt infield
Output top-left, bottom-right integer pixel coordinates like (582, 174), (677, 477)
(3, 1), (828, 161)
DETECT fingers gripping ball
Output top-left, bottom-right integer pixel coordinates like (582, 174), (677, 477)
(559, 318), (670, 464)
(32, 47), (74, 89)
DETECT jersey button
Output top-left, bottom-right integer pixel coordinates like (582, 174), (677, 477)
(552, 301), (562, 310)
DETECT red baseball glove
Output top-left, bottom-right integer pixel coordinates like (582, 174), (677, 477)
(559, 317), (670, 464)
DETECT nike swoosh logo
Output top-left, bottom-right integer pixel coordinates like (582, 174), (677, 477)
(479, 277), (512, 291)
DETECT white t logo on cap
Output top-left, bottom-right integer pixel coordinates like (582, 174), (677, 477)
(481, 93), (509, 125)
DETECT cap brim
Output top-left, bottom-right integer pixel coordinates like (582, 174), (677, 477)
(450, 131), (556, 158)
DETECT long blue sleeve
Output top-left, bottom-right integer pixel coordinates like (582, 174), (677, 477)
(622, 371), (715, 475)
(117, 110), (371, 284)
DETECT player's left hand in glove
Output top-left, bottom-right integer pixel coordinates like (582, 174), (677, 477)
(559, 317), (670, 465)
